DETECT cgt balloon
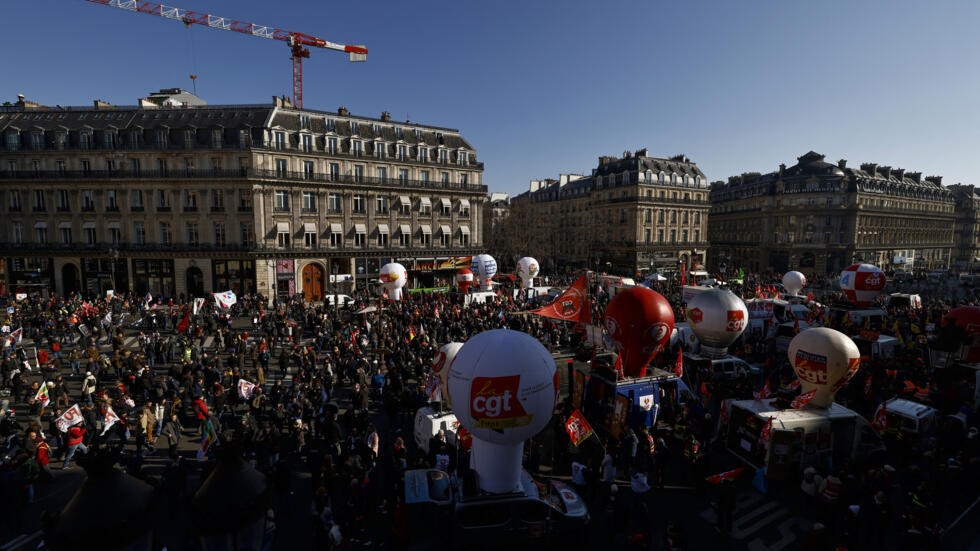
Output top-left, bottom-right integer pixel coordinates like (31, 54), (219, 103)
(604, 287), (675, 378)
(788, 327), (861, 408)
(839, 264), (885, 307)
(686, 289), (748, 358)
(432, 342), (464, 407)
(782, 271), (806, 296)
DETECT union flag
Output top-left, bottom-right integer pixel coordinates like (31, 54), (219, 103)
(529, 273), (591, 323)
(790, 389), (816, 409)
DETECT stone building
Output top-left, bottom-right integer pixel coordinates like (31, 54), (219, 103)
(709, 151), (954, 275)
(510, 150), (710, 274)
(0, 89), (486, 300)
(949, 184), (980, 272)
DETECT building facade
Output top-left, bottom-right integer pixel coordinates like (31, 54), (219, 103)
(510, 150), (710, 274)
(709, 151), (954, 275)
(949, 184), (980, 272)
(0, 90), (486, 300)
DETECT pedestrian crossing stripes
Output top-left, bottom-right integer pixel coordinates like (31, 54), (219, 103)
(700, 490), (812, 551)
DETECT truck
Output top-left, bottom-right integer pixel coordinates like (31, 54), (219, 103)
(726, 398), (886, 480)
(828, 306), (886, 329)
(885, 293), (922, 309)
(414, 406), (460, 454)
(872, 398), (938, 438)
(851, 333), (899, 360)
(682, 352), (760, 393)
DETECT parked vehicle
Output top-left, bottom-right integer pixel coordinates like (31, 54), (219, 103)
(873, 398), (938, 438)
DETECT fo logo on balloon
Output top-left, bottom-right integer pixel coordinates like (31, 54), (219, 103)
(470, 375), (532, 429)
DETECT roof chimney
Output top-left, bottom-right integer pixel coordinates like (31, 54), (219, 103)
(925, 176), (943, 186)
(381, 111), (391, 121)
(838, 159), (847, 169)
(635, 148), (648, 157)
(880, 166), (892, 179)
(893, 168), (905, 179)
(93, 99), (112, 109)
(906, 172), (922, 183)
(337, 106), (349, 116)
(779, 163), (786, 175)
(861, 163), (878, 176)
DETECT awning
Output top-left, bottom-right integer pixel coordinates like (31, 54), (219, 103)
(59, 222), (72, 229)
(439, 198), (451, 208)
(399, 224), (411, 234)
(439, 225), (451, 234)
(329, 223), (342, 233)
(460, 225), (470, 235)
(378, 224), (389, 234)
(354, 224), (366, 234)
(303, 222), (316, 232)
(459, 199), (470, 209)
(398, 195), (411, 207)
(420, 225), (431, 235)
(34, 222), (47, 229)
(276, 222), (289, 232)
(420, 197), (431, 207)
(108, 222), (120, 229)
(82, 222), (96, 229)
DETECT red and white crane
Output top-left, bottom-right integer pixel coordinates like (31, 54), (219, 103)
(85, 0), (367, 108)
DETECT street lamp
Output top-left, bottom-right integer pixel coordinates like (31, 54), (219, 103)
(43, 450), (160, 551)
(192, 443), (273, 551)
(107, 247), (120, 296)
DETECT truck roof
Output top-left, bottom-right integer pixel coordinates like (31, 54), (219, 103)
(881, 398), (937, 419)
(732, 398), (863, 425)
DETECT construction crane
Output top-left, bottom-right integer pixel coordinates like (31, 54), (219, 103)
(85, 0), (367, 108)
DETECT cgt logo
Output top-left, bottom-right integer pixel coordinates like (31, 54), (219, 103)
(726, 310), (746, 332)
(861, 274), (882, 288)
(470, 375), (532, 429)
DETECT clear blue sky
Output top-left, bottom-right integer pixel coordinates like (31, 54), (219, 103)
(4, 0), (979, 195)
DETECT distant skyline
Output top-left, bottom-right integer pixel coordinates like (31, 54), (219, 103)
(3, 0), (979, 195)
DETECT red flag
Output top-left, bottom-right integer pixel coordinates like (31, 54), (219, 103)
(757, 417), (773, 449)
(872, 404), (888, 431)
(674, 348), (684, 378)
(787, 379), (801, 390)
(564, 409), (594, 446)
(806, 292), (813, 303)
(754, 380), (772, 401)
(793, 316), (800, 332)
(700, 381), (712, 397)
(791, 389), (816, 409)
(613, 352), (625, 381)
(681, 264), (686, 286)
(528, 273), (591, 323)
(175, 311), (190, 333)
(705, 467), (744, 484)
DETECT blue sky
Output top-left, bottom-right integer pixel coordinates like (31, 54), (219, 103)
(4, 0), (979, 195)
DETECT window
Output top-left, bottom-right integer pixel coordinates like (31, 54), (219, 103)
(328, 193), (341, 213)
(459, 151), (468, 165)
(302, 191), (316, 212)
(56, 160), (66, 175)
(156, 190), (170, 210)
(159, 222), (172, 245)
(420, 231), (430, 247)
(80, 132), (92, 150)
(304, 230), (317, 248)
(670, 210), (676, 223)
(82, 190), (95, 211)
(184, 190), (198, 211)
(353, 165), (364, 182)
(80, 159), (91, 174)
(108, 227), (120, 246)
(399, 230), (410, 247)
(399, 169), (408, 183)
(211, 189), (224, 210)
(274, 190), (290, 211)
(35, 226), (47, 244)
(212, 129), (223, 148)
(441, 201), (451, 217)
(669, 229), (676, 243)
(439, 149), (447, 164)
(9, 191), (20, 211)
(274, 131), (285, 150)
(354, 231), (365, 247)
(61, 227), (72, 245)
(277, 230), (290, 248)
(239, 189), (252, 210)
(213, 223), (226, 247)
(156, 130), (166, 149)
(353, 194), (365, 213)
(184, 129), (195, 148)
(58, 190), (70, 211)
(303, 160), (314, 179)
(11, 222), (23, 244)
(460, 174), (468, 185)
(241, 223), (254, 246)
(275, 159), (287, 176)
(377, 167), (387, 180)
(682, 229), (688, 242)
(420, 200), (431, 215)
(459, 230), (469, 246)
(694, 212), (701, 224)
(682, 211), (689, 224)
(300, 114), (310, 129)
(460, 201), (470, 217)
(33, 190), (45, 211)
(330, 229), (342, 247)
(376, 231), (388, 247)
(352, 140), (363, 156)
(419, 147), (428, 162)
(134, 222), (146, 246)
(5, 132), (19, 151)
(376, 195), (389, 214)
(644, 210), (651, 223)
(351, 122), (360, 135)
(329, 163), (339, 180)
(327, 137), (338, 154)
(186, 223), (199, 245)
(440, 232), (450, 247)
(301, 134), (312, 152)
(106, 190), (117, 211)
(129, 158), (140, 175)
(421, 171), (430, 183)
(156, 158), (167, 176)
(440, 172), (449, 184)
(644, 229), (651, 242)
(84, 227), (96, 246)
(398, 145), (407, 160)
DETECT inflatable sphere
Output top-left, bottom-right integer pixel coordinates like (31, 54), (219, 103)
(470, 254), (498, 291)
(839, 264), (885, 307)
(456, 268), (474, 294)
(604, 287), (675, 377)
(686, 289), (748, 358)
(782, 271), (807, 296)
(516, 257), (540, 288)
(788, 327), (861, 408)
(432, 342), (464, 407)
(379, 263), (408, 301)
(448, 329), (557, 493)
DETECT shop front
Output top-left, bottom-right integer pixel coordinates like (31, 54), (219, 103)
(213, 259), (256, 296)
(275, 259), (296, 301)
(355, 258), (392, 293)
(7, 257), (55, 298)
(405, 256), (471, 289)
(132, 258), (175, 298)
(81, 258), (130, 298)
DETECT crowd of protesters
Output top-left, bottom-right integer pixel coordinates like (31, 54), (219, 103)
(0, 266), (976, 550)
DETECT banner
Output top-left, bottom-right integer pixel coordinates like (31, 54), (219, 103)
(706, 467), (744, 484)
(564, 409), (594, 446)
(35, 382), (50, 408)
(213, 290), (237, 309)
(7, 327), (23, 347)
(102, 406), (121, 436)
(193, 297), (206, 315)
(237, 379), (258, 399)
(528, 273), (590, 323)
(56, 404), (84, 433)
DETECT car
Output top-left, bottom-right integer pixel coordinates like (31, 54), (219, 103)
(323, 294), (353, 306)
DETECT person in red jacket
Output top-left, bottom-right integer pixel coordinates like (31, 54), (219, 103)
(193, 397), (209, 437)
(64, 424), (88, 469)
(35, 437), (54, 480)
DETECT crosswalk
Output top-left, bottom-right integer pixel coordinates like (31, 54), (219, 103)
(700, 490), (813, 551)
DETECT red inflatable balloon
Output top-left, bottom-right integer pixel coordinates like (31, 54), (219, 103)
(456, 268), (474, 294)
(943, 306), (980, 362)
(603, 287), (675, 377)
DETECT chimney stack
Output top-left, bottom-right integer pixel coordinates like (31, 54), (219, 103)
(838, 159), (847, 169)
(338, 106), (349, 116)
(925, 175), (943, 186)
(381, 111), (391, 121)
(861, 163), (878, 176)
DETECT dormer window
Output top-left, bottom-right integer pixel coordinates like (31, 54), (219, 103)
(459, 151), (468, 165)
(373, 124), (381, 135)
(184, 129), (194, 148)
(351, 121), (359, 135)
(396, 127), (404, 140)
(326, 119), (336, 131)
(415, 129), (422, 140)
(300, 114), (310, 129)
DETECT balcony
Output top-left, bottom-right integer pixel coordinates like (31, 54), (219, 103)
(184, 206), (198, 212)
(211, 206), (225, 213)
(106, 206), (120, 212)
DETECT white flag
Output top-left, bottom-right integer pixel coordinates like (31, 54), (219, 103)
(8, 327), (23, 346)
(56, 404), (84, 433)
(145, 291), (153, 304)
(213, 291), (237, 309)
(238, 378), (257, 399)
(193, 297), (206, 315)
(102, 406), (121, 436)
(15, 293), (27, 301)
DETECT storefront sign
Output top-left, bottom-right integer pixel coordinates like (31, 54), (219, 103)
(276, 260), (294, 274)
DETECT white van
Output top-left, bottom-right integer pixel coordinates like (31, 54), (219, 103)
(886, 293), (921, 309)
(873, 398), (938, 437)
(464, 291), (498, 306)
(414, 406), (459, 453)
(323, 294), (354, 307)
(851, 334), (899, 360)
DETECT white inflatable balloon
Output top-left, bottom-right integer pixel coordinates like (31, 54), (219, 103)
(686, 289), (748, 358)
(788, 327), (861, 408)
(448, 329), (557, 493)
(516, 257), (540, 289)
(379, 262), (408, 301)
(432, 342), (464, 407)
(782, 271), (806, 296)
(470, 254), (498, 291)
